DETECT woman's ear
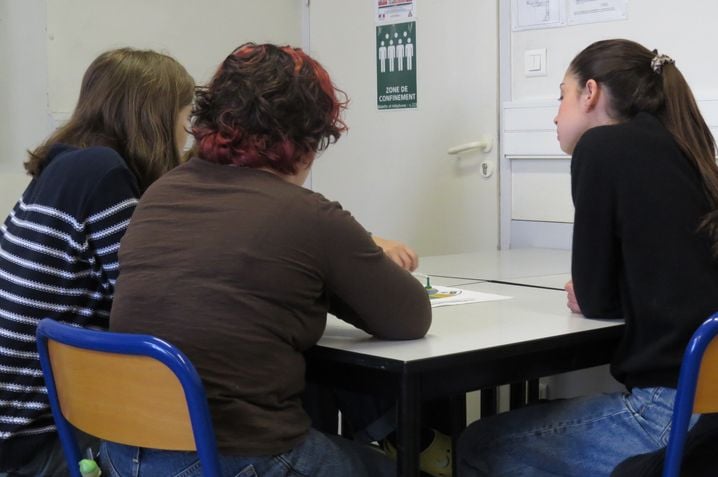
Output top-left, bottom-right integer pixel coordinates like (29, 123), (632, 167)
(300, 152), (316, 169)
(291, 153), (315, 177)
(582, 79), (602, 111)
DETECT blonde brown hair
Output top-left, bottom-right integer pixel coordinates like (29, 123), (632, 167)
(26, 48), (194, 192)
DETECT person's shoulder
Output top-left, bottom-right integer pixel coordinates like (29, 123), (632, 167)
(581, 113), (667, 145)
(65, 145), (127, 171)
(572, 125), (622, 172)
(576, 120), (630, 150)
(45, 144), (129, 179)
(297, 187), (345, 214)
(149, 156), (192, 183)
(282, 185), (355, 229)
(574, 113), (666, 164)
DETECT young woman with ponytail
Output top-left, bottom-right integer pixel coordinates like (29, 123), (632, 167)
(457, 39), (718, 476)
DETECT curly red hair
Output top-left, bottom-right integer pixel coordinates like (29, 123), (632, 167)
(192, 43), (348, 174)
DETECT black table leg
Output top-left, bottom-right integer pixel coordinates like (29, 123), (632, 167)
(509, 381), (527, 409)
(449, 394), (466, 477)
(480, 387), (498, 418)
(397, 370), (421, 476)
(527, 378), (540, 404)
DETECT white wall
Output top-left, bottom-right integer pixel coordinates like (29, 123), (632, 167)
(511, 0), (718, 102)
(502, 0), (718, 248)
(309, 0), (500, 256)
(0, 0), (303, 215)
(0, 1), (47, 210)
(46, 0), (303, 115)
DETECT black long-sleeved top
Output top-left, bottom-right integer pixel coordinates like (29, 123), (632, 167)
(571, 112), (718, 390)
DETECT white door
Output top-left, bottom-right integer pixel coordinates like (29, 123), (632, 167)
(308, 0), (499, 255)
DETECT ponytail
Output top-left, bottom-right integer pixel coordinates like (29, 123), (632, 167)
(660, 65), (718, 255)
(569, 39), (718, 256)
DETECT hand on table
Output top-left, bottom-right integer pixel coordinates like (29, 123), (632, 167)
(565, 280), (582, 314)
(372, 235), (419, 272)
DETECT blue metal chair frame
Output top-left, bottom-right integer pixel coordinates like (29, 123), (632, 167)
(662, 312), (718, 477)
(36, 318), (222, 477)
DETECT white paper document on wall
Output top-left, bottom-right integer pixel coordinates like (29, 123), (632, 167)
(512, 0), (564, 31)
(428, 286), (511, 308)
(376, 0), (416, 24)
(567, 0), (627, 25)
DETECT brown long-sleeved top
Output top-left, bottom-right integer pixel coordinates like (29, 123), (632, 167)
(110, 157), (432, 456)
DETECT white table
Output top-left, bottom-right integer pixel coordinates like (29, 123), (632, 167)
(504, 273), (571, 290)
(417, 275), (484, 288)
(418, 247), (571, 283)
(307, 279), (623, 476)
(317, 281), (614, 362)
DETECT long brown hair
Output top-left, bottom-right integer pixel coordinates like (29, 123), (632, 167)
(569, 39), (718, 255)
(26, 48), (195, 192)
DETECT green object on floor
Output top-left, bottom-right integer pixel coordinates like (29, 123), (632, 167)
(79, 458), (101, 477)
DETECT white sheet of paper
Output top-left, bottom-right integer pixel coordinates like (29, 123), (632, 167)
(376, 0), (417, 24)
(512, 0), (564, 31)
(567, 0), (627, 24)
(428, 285), (511, 308)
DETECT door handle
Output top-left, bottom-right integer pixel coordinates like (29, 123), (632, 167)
(447, 138), (492, 155)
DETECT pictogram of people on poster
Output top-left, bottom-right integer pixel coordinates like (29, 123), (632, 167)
(376, 21), (417, 110)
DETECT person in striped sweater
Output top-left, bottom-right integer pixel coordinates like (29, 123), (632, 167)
(0, 48), (194, 476)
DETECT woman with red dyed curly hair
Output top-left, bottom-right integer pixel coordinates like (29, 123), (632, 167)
(104, 43), (431, 476)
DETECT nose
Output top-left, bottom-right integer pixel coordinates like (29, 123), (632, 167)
(553, 115), (558, 126)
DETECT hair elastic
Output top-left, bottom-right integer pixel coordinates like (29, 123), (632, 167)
(651, 50), (675, 74)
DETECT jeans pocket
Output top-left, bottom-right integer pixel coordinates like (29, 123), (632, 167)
(172, 460), (202, 477)
(622, 390), (641, 416)
(624, 387), (675, 447)
(233, 464), (258, 477)
(101, 454), (124, 477)
(173, 460), (257, 477)
(272, 454), (310, 477)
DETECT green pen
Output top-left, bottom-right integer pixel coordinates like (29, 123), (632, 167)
(412, 272), (437, 295)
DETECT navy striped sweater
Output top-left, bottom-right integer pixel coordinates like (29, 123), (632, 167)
(0, 144), (139, 462)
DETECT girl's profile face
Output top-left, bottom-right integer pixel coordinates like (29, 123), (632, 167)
(175, 104), (192, 155)
(554, 72), (592, 155)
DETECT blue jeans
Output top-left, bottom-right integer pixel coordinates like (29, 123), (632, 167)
(457, 387), (690, 477)
(100, 428), (394, 477)
(0, 431), (99, 477)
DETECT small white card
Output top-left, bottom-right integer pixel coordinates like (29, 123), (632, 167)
(427, 285), (511, 308)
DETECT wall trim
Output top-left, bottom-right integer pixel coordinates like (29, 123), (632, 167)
(500, 95), (718, 247)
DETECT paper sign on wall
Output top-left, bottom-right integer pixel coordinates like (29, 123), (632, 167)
(567, 0), (627, 25)
(376, 21), (417, 110)
(512, 0), (628, 30)
(512, 0), (564, 31)
(376, 0), (416, 24)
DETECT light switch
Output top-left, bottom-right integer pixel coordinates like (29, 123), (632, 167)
(529, 54), (541, 71)
(524, 48), (547, 77)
